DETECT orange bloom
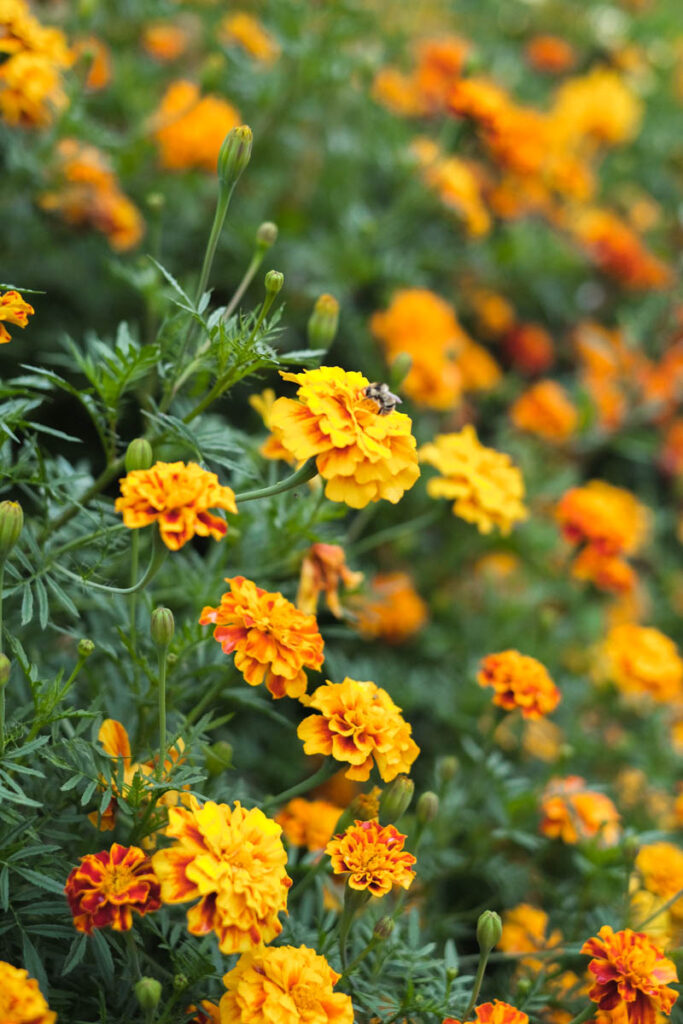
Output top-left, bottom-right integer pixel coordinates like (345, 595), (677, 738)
(500, 903), (563, 971)
(268, 367), (420, 509)
(0, 961), (56, 1024)
(0, 0), (72, 127)
(635, 843), (683, 912)
(188, 1002), (220, 1024)
(152, 799), (291, 954)
(142, 23), (189, 62)
(354, 572), (428, 644)
(572, 208), (672, 291)
(413, 36), (470, 111)
(411, 137), (491, 238)
(116, 461), (237, 551)
(219, 944), (353, 1024)
(571, 547), (636, 594)
(556, 480), (649, 556)
(601, 624), (683, 704)
(371, 67), (424, 117)
(525, 35), (576, 74)
(152, 80), (241, 173)
(64, 843), (161, 933)
(510, 380), (578, 443)
(200, 576), (324, 700)
(0, 289), (34, 343)
(275, 798), (342, 851)
(659, 419), (683, 475)
(298, 677), (419, 782)
(503, 323), (555, 374)
(478, 650), (561, 719)
(72, 36), (111, 91)
(249, 388), (297, 463)
(420, 425), (528, 535)
(297, 543), (363, 619)
(469, 288), (516, 338)
(582, 926), (678, 1024)
(540, 776), (621, 846)
(219, 12), (280, 64)
(458, 339), (502, 392)
(445, 1001), (529, 1024)
(326, 819), (416, 896)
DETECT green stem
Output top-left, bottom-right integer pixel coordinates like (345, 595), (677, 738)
(565, 1008), (596, 1024)
(341, 935), (379, 980)
(41, 456), (125, 541)
(224, 249), (264, 319)
(0, 564), (4, 756)
(125, 929), (142, 981)
(635, 888), (683, 930)
(463, 949), (491, 1020)
(234, 461), (318, 503)
(53, 530), (167, 595)
(184, 674), (226, 726)
(130, 531), (140, 651)
(157, 648), (168, 781)
(262, 759), (338, 813)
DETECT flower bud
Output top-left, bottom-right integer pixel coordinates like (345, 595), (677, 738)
(77, 638), (95, 659)
(373, 916), (395, 941)
(125, 438), (153, 473)
(476, 910), (502, 955)
(0, 501), (23, 563)
(437, 755), (459, 783)
(151, 607), (175, 649)
(256, 221), (278, 250)
(218, 125), (253, 189)
(135, 977), (162, 1012)
(416, 791), (439, 824)
(205, 740), (233, 775)
(446, 967), (459, 984)
(307, 294), (339, 350)
(173, 973), (188, 992)
(0, 654), (10, 688)
(265, 270), (284, 295)
(389, 352), (412, 390)
(145, 192), (166, 212)
(379, 775), (414, 825)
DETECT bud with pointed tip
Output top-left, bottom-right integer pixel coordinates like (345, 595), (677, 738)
(256, 221), (278, 250)
(151, 607), (174, 649)
(0, 501), (23, 563)
(78, 638), (95, 659)
(135, 977), (162, 1012)
(0, 654), (10, 688)
(218, 125), (253, 189)
(379, 775), (414, 825)
(125, 438), (153, 473)
(373, 916), (395, 940)
(476, 910), (502, 955)
(265, 270), (284, 295)
(416, 791), (439, 824)
(307, 293), (339, 350)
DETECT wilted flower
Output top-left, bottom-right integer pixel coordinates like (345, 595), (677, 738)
(478, 650), (561, 719)
(65, 843), (161, 933)
(0, 289), (34, 344)
(152, 80), (241, 172)
(326, 819), (415, 896)
(601, 623), (683, 704)
(275, 798), (342, 851)
(510, 380), (578, 443)
(0, 961), (56, 1024)
(582, 926), (678, 1024)
(354, 572), (428, 644)
(297, 543), (363, 619)
(219, 12), (280, 63)
(540, 776), (621, 846)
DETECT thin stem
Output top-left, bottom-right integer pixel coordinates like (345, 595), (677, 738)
(157, 648), (168, 781)
(41, 456), (125, 541)
(235, 461), (318, 503)
(564, 1008), (596, 1024)
(0, 564), (4, 756)
(129, 531), (140, 652)
(262, 759), (338, 813)
(463, 949), (490, 1020)
(184, 674), (226, 727)
(53, 530), (167, 595)
(341, 935), (379, 980)
(635, 888), (683, 930)
(224, 250), (264, 319)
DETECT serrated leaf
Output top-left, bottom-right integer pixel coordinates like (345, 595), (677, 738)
(21, 932), (48, 995)
(12, 866), (65, 895)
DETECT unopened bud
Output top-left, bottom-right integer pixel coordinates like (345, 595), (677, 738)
(151, 607), (174, 649)
(416, 791), (439, 824)
(265, 270), (284, 295)
(218, 125), (253, 188)
(135, 977), (162, 1012)
(373, 916), (395, 940)
(256, 221), (278, 250)
(476, 910), (502, 954)
(379, 775), (414, 825)
(307, 293), (339, 350)
(173, 973), (188, 991)
(145, 192), (166, 212)
(389, 352), (412, 390)
(516, 977), (532, 998)
(125, 438), (153, 473)
(0, 654), (10, 688)
(0, 501), (23, 562)
(446, 967), (459, 984)
(77, 638), (95, 659)
(205, 740), (233, 775)
(438, 755), (459, 783)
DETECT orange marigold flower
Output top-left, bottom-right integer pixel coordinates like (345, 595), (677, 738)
(445, 1000), (529, 1024)
(152, 80), (241, 173)
(582, 926), (678, 1024)
(188, 1001), (220, 1024)
(64, 843), (161, 933)
(635, 843), (683, 913)
(219, 944), (353, 1024)
(571, 547), (636, 594)
(0, 289), (34, 344)
(413, 36), (470, 112)
(152, 799), (291, 954)
(503, 323), (555, 374)
(115, 461), (237, 551)
(500, 903), (563, 972)
(268, 367), (420, 509)
(325, 819), (416, 896)
(0, 961), (56, 1024)
(249, 388), (297, 463)
(556, 480), (649, 556)
(601, 624), (683, 704)
(525, 35), (576, 74)
(572, 208), (672, 291)
(371, 67), (424, 117)
(297, 543), (363, 619)
(411, 137), (491, 238)
(275, 798), (342, 851)
(478, 650), (561, 719)
(540, 776), (621, 846)
(420, 425), (528, 535)
(199, 575), (324, 700)
(142, 23), (189, 62)
(354, 571), (428, 645)
(298, 677), (420, 782)
(219, 12), (280, 64)
(457, 339), (502, 392)
(72, 36), (111, 91)
(469, 287), (516, 338)
(510, 380), (578, 443)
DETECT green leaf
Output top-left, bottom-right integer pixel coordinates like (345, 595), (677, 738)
(62, 932), (88, 975)
(12, 866), (66, 895)
(20, 584), (33, 625)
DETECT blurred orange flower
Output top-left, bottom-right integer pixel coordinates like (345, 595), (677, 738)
(478, 650), (561, 719)
(572, 208), (672, 291)
(510, 380), (578, 442)
(499, 903), (563, 971)
(297, 543), (363, 619)
(556, 480), (649, 557)
(601, 623), (683, 704)
(525, 35), (576, 74)
(0, 961), (56, 1024)
(503, 323), (555, 374)
(540, 776), (621, 846)
(355, 572), (428, 645)
(220, 12), (279, 64)
(152, 80), (241, 172)
(275, 798), (342, 851)
(72, 36), (111, 91)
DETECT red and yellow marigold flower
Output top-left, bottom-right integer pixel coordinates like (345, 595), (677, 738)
(219, 944), (353, 1024)
(420, 425), (528, 535)
(152, 80), (241, 173)
(275, 798), (342, 852)
(297, 677), (419, 782)
(0, 961), (56, 1024)
(444, 1000), (529, 1024)
(601, 624), (683, 705)
(354, 571), (428, 644)
(219, 12), (280, 64)
(582, 926), (678, 1024)
(478, 650), (561, 719)
(510, 380), (578, 443)
(116, 461), (237, 551)
(0, 289), (34, 344)
(540, 776), (621, 847)
(499, 903), (563, 972)
(152, 799), (291, 954)
(296, 543), (363, 619)
(64, 843), (161, 933)
(267, 367), (420, 508)
(199, 575), (324, 700)
(556, 480), (649, 557)
(325, 819), (416, 896)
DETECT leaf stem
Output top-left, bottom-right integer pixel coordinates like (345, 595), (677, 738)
(157, 647), (167, 780)
(463, 948), (491, 1020)
(262, 758), (338, 813)
(53, 530), (167, 595)
(234, 461), (318, 503)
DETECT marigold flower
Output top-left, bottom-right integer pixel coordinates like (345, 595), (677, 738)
(371, 67), (424, 116)
(354, 571), (427, 645)
(469, 288), (516, 338)
(582, 926), (678, 1024)
(510, 381), (578, 443)
(152, 799), (291, 954)
(152, 80), (241, 173)
(0, 1), (71, 127)
(325, 819), (416, 896)
(219, 944), (353, 1024)
(0, 289), (34, 343)
(275, 798), (342, 851)
(220, 12), (280, 64)
(635, 843), (683, 915)
(478, 650), (561, 719)
(199, 576), (324, 700)
(458, 339), (502, 392)
(249, 388), (297, 463)
(116, 461), (237, 551)
(572, 208), (672, 291)
(268, 367), (420, 508)
(188, 1002), (220, 1024)
(540, 776), (621, 846)
(553, 69), (641, 146)
(503, 323), (555, 374)
(142, 23), (189, 62)
(525, 35), (576, 74)
(556, 480), (649, 557)
(65, 843), (161, 933)
(444, 1000), (529, 1024)
(411, 137), (491, 237)
(499, 904), (563, 972)
(297, 543), (363, 619)
(571, 547), (636, 594)
(0, 961), (56, 1024)
(601, 624), (683, 704)
(420, 425), (528, 535)
(72, 36), (111, 91)
(298, 677), (419, 782)
(413, 36), (469, 111)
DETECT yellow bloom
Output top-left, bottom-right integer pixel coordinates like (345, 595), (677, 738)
(275, 798), (342, 852)
(0, 0), (72, 127)
(249, 388), (296, 463)
(0, 960), (56, 1024)
(326, 819), (416, 896)
(499, 904), (563, 972)
(219, 12), (279, 64)
(0, 289), (34, 343)
(552, 68), (642, 147)
(635, 843), (683, 914)
(601, 623), (683, 704)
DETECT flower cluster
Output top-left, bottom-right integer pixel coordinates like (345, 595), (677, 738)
(64, 843), (161, 933)
(478, 651), (561, 719)
(325, 819), (416, 896)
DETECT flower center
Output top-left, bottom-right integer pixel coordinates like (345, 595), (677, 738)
(292, 985), (318, 1011)
(102, 864), (137, 897)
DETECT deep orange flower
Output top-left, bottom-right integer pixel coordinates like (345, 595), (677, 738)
(152, 80), (241, 172)
(572, 208), (671, 291)
(298, 677), (419, 782)
(601, 624), (683, 704)
(65, 843), (161, 933)
(275, 798), (342, 851)
(582, 926), (678, 1024)
(0, 289), (34, 343)
(142, 23), (189, 62)
(296, 543), (363, 619)
(510, 380), (578, 443)
(199, 576), (324, 700)
(556, 480), (649, 557)
(354, 572), (428, 644)
(413, 36), (470, 111)
(325, 819), (416, 896)
(444, 1000), (529, 1024)
(571, 547), (636, 594)
(219, 13), (280, 64)
(268, 367), (420, 508)
(478, 650), (561, 719)
(152, 799), (291, 954)
(116, 461), (237, 551)
(540, 776), (621, 846)
(503, 323), (555, 374)
(72, 36), (112, 91)
(525, 35), (576, 73)
(0, 961), (56, 1024)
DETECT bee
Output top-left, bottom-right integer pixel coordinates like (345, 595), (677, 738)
(363, 381), (402, 416)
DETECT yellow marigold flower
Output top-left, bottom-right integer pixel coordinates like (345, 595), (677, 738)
(0, 1), (71, 127)
(540, 776), (621, 847)
(220, 12), (280, 64)
(444, 1000), (529, 1024)
(64, 843), (161, 933)
(219, 944), (353, 1024)
(297, 677), (419, 782)
(296, 543), (363, 619)
(601, 623), (683, 704)
(553, 68), (642, 147)
(582, 926), (679, 1024)
(420, 425), (528, 535)
(635, 843), (683, 915)
(275, 798), (342, 851)
(152, 799), (291, 954)
(115, 461), (237, 551)
(268, 367), (420, 509)
(510, 380), (578, 443)
(556, 480), (649, 557)
(478, 650), (561, 719)
(325, 819), (416, 896)
(199, 575), (324, 700)
(499, 904), (563, 972)
(152, 80), (241, 173)
(142, 23), (189, 62)
(249, 388), (296, 463)
(354, 571), (428, 644)
(0, 960), (56, 1024)
(0, 288), (34, 343)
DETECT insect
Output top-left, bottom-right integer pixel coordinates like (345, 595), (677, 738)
(363, 381), (402, 416)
